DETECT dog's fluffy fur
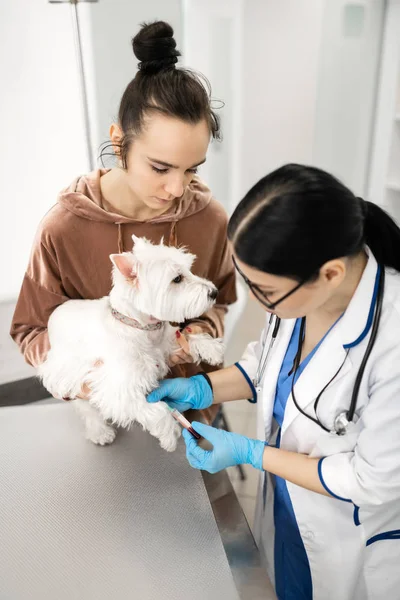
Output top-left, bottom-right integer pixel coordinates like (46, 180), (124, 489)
(38, 235), (224, 451)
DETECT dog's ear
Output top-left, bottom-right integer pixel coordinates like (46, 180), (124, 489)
(110, 253), (137, 280)
(132, 234), (152, 249)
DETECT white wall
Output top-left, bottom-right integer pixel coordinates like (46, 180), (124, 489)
(240, 0), (325, 197)
(184, 0), (383, 205)
(182, 0), (243, 213)
(1, 0), (88, 302)
(183, 0), (325, 207)
(313, 0), (385, 195)
(367, 0), (400, 215)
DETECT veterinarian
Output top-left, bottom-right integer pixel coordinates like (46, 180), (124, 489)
(10, 20), (236, 422)
(147, 164), (400, 600)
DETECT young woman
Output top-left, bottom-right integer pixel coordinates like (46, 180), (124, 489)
(148, 164), (400, 599)
(11, 21), (236, 422)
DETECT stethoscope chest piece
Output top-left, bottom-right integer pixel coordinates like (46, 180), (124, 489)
(333, 412), (350, 436)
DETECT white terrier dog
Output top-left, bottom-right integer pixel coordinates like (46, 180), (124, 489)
(38, 235), (224, 451)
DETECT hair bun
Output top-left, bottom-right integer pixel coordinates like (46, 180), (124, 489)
(132, 21), (180, 75)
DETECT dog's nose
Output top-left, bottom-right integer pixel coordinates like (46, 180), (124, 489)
(208, 287), (218, 301)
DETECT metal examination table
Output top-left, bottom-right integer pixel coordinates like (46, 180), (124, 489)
(0, 400), (275, 599)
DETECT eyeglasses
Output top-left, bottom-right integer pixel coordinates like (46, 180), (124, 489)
(232, 255), (306, 310)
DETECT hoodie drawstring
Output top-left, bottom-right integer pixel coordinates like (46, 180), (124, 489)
(117, 223), (124, 253)
(169, 221), (178, 247)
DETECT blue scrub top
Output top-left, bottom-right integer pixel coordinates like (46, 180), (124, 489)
(272, 318), (339, 600)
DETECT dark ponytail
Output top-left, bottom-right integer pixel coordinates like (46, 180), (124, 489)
(228, 164), (400, 281)
(101, 21), (220, 168)
(362, 201), (400, 272)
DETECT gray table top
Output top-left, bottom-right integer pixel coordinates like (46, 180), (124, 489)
(0, 400), (275, 599)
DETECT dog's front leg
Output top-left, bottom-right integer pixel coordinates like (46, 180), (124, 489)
(135, 397), (181, 452)
(164, 325), (224, 367)
(73, 399), (117, 446)
(187, 333), (224, 365)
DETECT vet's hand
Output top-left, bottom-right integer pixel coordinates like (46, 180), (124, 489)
(168, 325), (203, 366)
(147, 374), (213, 412)
(182, 422), (266, 474)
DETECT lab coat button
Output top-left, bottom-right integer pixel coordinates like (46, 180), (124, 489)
(304, 530), (315, 540)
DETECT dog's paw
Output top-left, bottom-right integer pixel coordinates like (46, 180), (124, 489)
(85, 421), (117, 446)
(188, 334), (224, 366)
(159, 424), (181, 452)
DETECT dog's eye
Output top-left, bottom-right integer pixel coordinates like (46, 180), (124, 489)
(172, 275), (183, 284)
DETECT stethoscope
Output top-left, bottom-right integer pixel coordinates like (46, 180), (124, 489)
(253, 266), (385, 436)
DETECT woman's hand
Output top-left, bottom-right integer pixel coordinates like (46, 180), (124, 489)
(182, 422), (266, 473)
(76, 382), (92, 400)
(168, 325), (203, 366)
(63, 382), (91, 401)
(62, 359), (103, 401)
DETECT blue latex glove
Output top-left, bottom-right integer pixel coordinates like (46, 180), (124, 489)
(146, 375), (213, 412)
(182, 422), (266, 474)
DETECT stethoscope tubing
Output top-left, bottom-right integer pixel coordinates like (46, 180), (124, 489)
(253, 266), (385, 435)
(254, 315), (281, 390)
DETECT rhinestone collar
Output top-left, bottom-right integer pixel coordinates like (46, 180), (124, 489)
(110, 307), (163, 331)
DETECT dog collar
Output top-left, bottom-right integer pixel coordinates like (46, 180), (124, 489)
(110, 307), (164, 331)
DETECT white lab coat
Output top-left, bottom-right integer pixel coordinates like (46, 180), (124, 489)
(239, 251), (400, 600)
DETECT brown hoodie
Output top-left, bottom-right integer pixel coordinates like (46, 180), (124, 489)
(10, 170), (237, 380)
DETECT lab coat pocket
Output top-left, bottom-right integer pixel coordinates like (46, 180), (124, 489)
(363, 532), (400, 598)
